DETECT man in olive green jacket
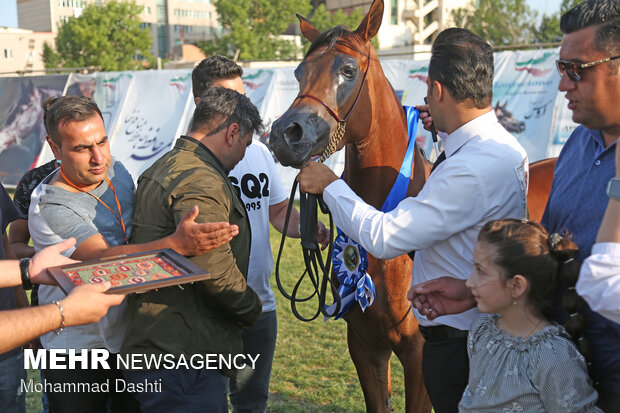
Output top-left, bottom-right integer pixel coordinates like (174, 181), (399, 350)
(121, 87), (264, 413)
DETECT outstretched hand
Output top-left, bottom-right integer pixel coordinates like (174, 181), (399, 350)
(62, 282), (125, 326)
(407, 276), (476, 320)
(171, 206), (239, 256)
(30, 238), (79, 285)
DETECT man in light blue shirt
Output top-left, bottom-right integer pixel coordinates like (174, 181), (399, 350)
(542, 1), (620, 410)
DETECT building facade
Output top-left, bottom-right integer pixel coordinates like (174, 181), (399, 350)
(16, 0), (220, 58)
(0, 27), (57, 75)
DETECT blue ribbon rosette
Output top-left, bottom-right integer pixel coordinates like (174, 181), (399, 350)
(326, 231), (375, 319)
(325, 106), (420, 320)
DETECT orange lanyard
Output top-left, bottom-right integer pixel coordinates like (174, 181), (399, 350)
(59, 167), (128, 243)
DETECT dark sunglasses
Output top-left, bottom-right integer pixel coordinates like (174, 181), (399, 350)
(556, 54), (620, 82)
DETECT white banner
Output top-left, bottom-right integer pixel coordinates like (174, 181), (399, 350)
(0, 49), (580, 189)
(492, 48), (562, 161)
(109, 69), (193, 182)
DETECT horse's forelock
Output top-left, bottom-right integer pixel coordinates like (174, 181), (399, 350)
(305, 26), (348, 58)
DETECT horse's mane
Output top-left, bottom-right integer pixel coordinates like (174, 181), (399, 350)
(305, 25), (348, 57)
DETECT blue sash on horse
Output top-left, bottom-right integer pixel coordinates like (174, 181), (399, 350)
(326, 106), (420, 320)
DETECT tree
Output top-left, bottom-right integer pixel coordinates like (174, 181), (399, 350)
(451, 0), (538, 46)
(43, 0), (154, 71)
(534, 0), (583, 43)
(307, 4), (365, 32)
(199, 0), (312, 61)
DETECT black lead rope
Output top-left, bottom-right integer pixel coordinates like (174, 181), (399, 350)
(274, 180), (341, 322)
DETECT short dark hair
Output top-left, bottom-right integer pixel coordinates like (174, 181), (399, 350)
(428, 28), (494, 109)
(43, 96), (103, 146)
(561, 0), (620, 57)
(192, 55), (243, 99)
(190, 86), (263, 138)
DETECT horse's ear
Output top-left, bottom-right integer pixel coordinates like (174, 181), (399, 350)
(298, 14), (320, 43)
(355, 0), (384, 42)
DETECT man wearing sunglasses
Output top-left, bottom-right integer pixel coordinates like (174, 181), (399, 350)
(542, 0), (620, 410)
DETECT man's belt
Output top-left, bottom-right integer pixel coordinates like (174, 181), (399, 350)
(418, 325), (469, 342)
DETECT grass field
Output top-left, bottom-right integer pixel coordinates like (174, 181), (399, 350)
(16, 201), (409, 412)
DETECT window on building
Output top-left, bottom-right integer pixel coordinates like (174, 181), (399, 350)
(4, 49), (13, 59)
(391, 0), (398, 25)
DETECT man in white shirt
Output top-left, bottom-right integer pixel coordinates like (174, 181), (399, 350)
(298, 28), (528, 413)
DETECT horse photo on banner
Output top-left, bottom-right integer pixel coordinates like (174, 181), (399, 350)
(109, 69), (194, 182)
(0, 75), (68, 185)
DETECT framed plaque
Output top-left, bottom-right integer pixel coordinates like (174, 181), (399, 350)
(47, 249), (210, 295)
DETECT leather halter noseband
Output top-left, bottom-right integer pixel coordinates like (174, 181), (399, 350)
(293, 45), (372, 163)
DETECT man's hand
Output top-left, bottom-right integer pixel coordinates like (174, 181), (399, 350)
(316, 221), (330, 250)
(61, 282), (125, 326)
(297, 162), (338, 195)
(407, 276), (475, 320)
(415, 104), (435, 132)
(30, 238), (79, 285)
(170, 205), (239, 256)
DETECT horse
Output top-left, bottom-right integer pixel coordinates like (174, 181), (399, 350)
(270, 1), (432, 411)
(494, 101), (525, 134)
(527, 157), (558, 222)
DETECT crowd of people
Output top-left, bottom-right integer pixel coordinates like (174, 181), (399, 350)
(0, 0), (619, 412)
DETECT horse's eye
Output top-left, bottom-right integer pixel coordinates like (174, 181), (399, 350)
(341, 65), (357, 80)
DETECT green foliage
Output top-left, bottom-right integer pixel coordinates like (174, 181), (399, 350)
(308, 4), (364, 32)
(43, 0), (154, 71)
(199, 0), (312, 61)
(534, 0), (583, 43)
(41, 42), (61, 70)
(451, 0), (539, 45)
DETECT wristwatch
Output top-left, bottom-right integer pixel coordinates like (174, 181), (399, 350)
(20, 258), (33, 290)
(607, 177), (620, 200)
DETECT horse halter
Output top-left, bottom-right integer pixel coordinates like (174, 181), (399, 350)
(274, 46), (371, 322)
(293, 45), (372, 163)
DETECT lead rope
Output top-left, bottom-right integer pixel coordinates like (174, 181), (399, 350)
(274, 46), (371, 321)
(274, 179), (341, 321)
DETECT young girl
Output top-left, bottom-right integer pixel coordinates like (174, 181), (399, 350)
(459, 218), (602, 413)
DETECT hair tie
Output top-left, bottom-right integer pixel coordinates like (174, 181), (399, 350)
(567, 286), (576, 291)
(564, 258), (575, 264)
(548, 233), (562, 250)
(569, 312), (580, 317)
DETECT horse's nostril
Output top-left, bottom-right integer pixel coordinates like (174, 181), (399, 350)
(283, 122), (303, 145)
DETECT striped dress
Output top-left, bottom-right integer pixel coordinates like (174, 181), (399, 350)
(459, 313), (603, 412)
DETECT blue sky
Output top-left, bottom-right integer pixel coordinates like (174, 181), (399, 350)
(0, 0), (562, 29)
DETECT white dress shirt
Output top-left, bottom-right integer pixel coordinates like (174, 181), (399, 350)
(323, 110), (528, 330)
(577, 242), (620, 325)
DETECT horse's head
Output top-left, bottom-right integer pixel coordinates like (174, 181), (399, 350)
(270, 0), (384, 168)
(494, 101), (525, 134)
